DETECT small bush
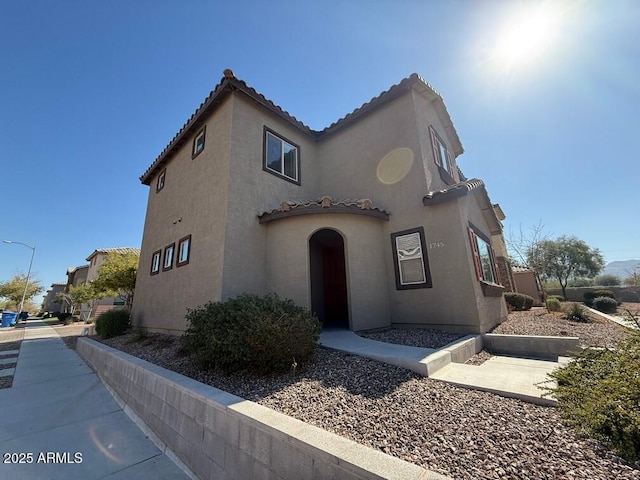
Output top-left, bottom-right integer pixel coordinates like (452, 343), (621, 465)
(548, 311), (640, 462)
(132, 327), (148, 341)
(58, 312), (73, 325)
(550, 295), (565, 302)
(564, 302), (591, 323)
(593, 296), (618, 314)
(584, 289), (616, 307)
(95, 309), (130, 339)
(504, 292), (534, 311)
(546, 297), (562, 312)
(181, 293), (321, 374)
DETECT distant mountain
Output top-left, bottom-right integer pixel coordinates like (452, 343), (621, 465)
(602, 260), (640, 279)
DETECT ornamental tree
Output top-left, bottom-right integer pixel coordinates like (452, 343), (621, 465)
(0, 272), (44, 311)
(527, 236), (605, 300)
(92, 252), (139, 310)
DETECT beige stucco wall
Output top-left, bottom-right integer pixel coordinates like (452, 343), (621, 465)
(264, 214), (390, 331)
(133, 83), (507, 335)
(514, 271), (543, 305)
(220, 96), (320, 300)
(131, 97), (234, 334)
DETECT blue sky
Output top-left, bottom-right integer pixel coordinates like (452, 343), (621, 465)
(1, 0), (639, 304)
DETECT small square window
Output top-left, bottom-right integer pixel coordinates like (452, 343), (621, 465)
(177, 235), (191, 267)
(263, 127), (300, 184)
(150, 250), (161, 275)
(156, 169), (166, 192)
(192, 126), (206, 159)
(163, 243), (175, 271)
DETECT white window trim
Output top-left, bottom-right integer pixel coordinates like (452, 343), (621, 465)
(177, 235), (191, 267)
(150, 250), (161, 275)
(163, 244), (175, 271)
(192, 126), (206, 158)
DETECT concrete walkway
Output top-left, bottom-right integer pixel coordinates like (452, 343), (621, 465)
(0, 319), (191, 480)
(319, 330), (564, 406)
(587, 307), (639, 330)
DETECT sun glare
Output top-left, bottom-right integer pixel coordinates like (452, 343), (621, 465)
(492, 3), (562, 72)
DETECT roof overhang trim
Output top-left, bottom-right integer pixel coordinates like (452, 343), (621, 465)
(258, 197), (390, 224)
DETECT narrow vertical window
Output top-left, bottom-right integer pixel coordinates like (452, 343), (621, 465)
(391, 227), (432, 290)
(163, 243), (175, 271)
(156, 169), (166, 192)
(150, 250), (161, 275)
(429, 125), (458, 182)
(192, 126), (206, 159)
(177, 235), (191, 267)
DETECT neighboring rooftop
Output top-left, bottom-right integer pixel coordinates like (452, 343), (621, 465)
(86, 247), (141, 262)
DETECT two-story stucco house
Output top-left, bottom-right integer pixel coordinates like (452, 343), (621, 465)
(132, 70), (508, 335)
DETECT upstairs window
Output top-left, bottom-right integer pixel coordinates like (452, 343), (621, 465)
(429, 126), (457, 183)
(156, 169), (166, 192)
(263, 127), (300, 184)
(391, 227), (432, 290)
(192, 126), (206, 159)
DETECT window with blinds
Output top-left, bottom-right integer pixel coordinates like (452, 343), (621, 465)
(391, 227), (432, 290)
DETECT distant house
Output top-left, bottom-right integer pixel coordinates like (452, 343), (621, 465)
(41, 283), (66, 313)
(66, 248), (139, 320)
(63, 264), (89, 314)
(512, 266), (544, 305)
(132, 70), (509, 335)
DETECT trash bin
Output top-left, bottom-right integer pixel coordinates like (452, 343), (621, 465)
(1, 311), (18, 328)
(19, 311), (28, 322)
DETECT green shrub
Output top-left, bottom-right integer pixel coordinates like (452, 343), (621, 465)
(546, 297), (562, 312)
(564, 302), (591, 323)
(584, 289), (616, 307)
(95, 309), (130, 339)
(58, 312), (73, 324)
(548, 312), (640, 461)
(181, 293), (321, 374)
(593, 296), (618, 314)
(504, 292), (534, 311)
(550, 295), (565, 302)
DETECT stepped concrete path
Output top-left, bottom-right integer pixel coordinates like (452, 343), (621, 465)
(0, 319), (191, 480)
(319, 329), (567, 405)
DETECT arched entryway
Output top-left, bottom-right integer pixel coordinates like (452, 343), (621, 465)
(309, 229), (349, 329)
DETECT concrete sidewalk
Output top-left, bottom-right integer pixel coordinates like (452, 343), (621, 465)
(0, 319), (191, 480)
(319, 330), (565, 405)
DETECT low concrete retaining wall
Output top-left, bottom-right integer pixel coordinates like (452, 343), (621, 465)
(482, 334), (580, 359)
(77, 338), (449, 480)
(422, 335), (482, 375)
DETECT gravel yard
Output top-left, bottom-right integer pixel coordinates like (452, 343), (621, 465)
(95, 310), (640, 479)
(492, 306), (630, 348)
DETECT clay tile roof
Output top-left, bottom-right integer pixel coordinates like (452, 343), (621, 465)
(86, 247), (140, 262)
(512, 265), (534, 273)
(422, 178), (485, 205)
(66, 264), (89, 275)
(258, 196), (390, 224)
(140, 70), (463, 186)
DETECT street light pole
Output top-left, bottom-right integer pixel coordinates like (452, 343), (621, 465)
(3, 240), (36, 318)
